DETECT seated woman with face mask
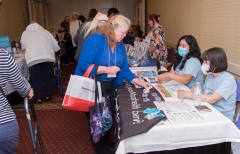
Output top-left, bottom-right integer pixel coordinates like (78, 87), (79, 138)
(157, 35), (204, 89)
(178, 47), (236, 121)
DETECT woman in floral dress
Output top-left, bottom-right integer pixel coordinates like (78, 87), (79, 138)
(147, 14), (168, 71)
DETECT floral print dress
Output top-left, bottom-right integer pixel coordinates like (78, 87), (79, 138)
(148, 26), (168, 65)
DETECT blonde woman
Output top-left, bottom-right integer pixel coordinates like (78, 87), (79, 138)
(84, 12), (108, 38)
(75, 15), (150, 154)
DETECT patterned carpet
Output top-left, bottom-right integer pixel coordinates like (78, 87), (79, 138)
(14, 63), (110, 154)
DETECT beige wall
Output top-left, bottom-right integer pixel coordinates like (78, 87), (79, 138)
(147, 0), (240, 76)
(50, 0), (135, 33)
(0, 0), (29, 42)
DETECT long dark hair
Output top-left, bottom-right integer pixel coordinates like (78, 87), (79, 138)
(174, 35), (202, 70)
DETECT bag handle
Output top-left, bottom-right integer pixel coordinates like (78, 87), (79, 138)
(94, 74), (108, 106)
(83, 64), (95, 78)
(94, 66), (100, 105)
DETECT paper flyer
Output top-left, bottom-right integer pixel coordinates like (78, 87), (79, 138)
(154, 100), (205, 124)
(163, 110), (204, 124)
(134, 70), (157, 78)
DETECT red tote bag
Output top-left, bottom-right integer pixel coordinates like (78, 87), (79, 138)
(62, 64), (102, 112)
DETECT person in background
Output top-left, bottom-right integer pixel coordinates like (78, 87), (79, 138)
(157, 35), (203, 89)
(107, 7), (119, 18)
(128, 25), (138, 37)
(136, 24), (143, 38)
(178, 47), (236, 121)
(70, 12), (81, 55)
(123, 24), (142, 46)
(62, 25), (74, 65)
(75, 15), (151, 154)
(147, 14), (168, 71)
(0, 49), (34, 153)
(60, 16), (70, 30)
(74, 8), (97, 62)
(84, 12), (108, 38)
(21, 21), (60, 104)
(78, 15), (86, 23)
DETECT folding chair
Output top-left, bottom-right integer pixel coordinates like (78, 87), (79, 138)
(12, 97), (45, 154)
(163, 46), (176, 71)
(233, 79), (240, 123)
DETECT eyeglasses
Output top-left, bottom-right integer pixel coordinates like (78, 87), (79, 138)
(118, 29), (128, 35)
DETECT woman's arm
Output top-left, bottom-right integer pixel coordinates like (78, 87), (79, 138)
(5, 52), (32, 97)
(158, 72), (192, 84)
(167, 73), (192, 84)
(178, 91), (222, 104)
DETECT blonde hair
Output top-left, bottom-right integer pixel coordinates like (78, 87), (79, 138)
(72, 12), (79, 20)
(98, 15), (131, 47)
(84, 12), (108, 38)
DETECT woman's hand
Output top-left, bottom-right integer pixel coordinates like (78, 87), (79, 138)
(191, 86), (195, 92)
(138, 81), (151, 90)
(157, 72), (171, 84)
(178, 90), (192, 99)
(132, 78), (151, 90)
(105, 66), (120, 74)
(28, 88), (34, 99)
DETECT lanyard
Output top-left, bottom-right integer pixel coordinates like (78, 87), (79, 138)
(108, 45), (116, 67)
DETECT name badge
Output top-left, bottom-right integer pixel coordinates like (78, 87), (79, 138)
(107, 74), (116, 78)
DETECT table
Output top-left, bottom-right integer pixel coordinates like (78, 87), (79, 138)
(115, 76), (240, 154)
(5, 53), (29, 95)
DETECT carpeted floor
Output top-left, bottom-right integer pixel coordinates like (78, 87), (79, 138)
(14, 63), (114, 154)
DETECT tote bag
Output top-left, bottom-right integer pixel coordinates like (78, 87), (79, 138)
(62, 64), (102, 112)
(89, 81), (112, 143)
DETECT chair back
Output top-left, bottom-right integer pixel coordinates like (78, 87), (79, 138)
(163, 46), (175, 71)
(233, 79), (240, 123)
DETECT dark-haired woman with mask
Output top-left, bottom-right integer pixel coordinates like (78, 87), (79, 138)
(157, 35), (203, 89)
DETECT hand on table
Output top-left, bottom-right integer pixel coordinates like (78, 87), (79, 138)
(191, 86), (195, 92)
(28, 88), (34, 99)
(157, 72), (171, 84)
(178, 90), (191, 99)
(138, 81), (151, 90)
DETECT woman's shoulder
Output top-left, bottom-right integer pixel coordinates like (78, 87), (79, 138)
(155, 26), (164, 32)
(86, 33), (106, 43)
(223, 71), (235, 81)
(187, 57), (201, 64)
(88, 33), (105, 40)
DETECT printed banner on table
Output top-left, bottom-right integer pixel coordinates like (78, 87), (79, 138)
(115, 82), (166, 149)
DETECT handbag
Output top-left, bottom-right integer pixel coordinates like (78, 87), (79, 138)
(62, 64), (102, 112)
(89, 77), (113, 143)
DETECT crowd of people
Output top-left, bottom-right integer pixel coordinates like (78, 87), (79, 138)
(0, 6), (239, 154)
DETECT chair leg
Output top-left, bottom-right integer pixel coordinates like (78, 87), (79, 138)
(233, 101), (240, 123)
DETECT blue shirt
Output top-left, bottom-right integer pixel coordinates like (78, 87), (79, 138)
(174, 57), (203, 89)
(203, 71), (236, 121)
(75, 33), (136, 89)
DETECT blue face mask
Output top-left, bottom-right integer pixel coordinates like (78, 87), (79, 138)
(178, 47), (187, 57)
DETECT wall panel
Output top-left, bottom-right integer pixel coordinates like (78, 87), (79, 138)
(0, 0), (28, 42)
(147, 0), (240, 75)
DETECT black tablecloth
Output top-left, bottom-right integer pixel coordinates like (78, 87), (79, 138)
(115, 82), (166, 148)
